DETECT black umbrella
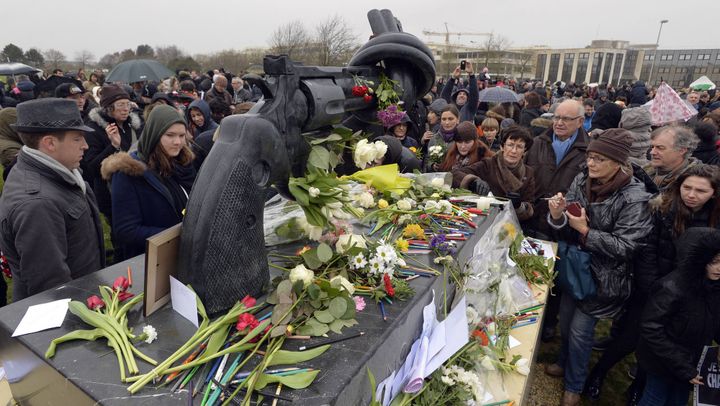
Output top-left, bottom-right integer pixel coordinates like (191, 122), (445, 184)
(34, 76), (84, 98)
(106, 59), (174, 83)
(0, 62), (41, 76)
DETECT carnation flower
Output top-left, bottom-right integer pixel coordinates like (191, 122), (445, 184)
(289, 264), (314, 287)
(353, 296), (366, 311)
(142, 325), (158, 344)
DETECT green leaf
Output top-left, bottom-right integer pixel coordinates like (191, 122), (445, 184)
(255, 370), (321, 390)
(197, 325), (230, 362)
(367, 367), (379, 404)
(302, 206), (327, 228)
(314, 309), (335, 324)
(308, 146), (331, 170)
(45, 328), (105, 358)
(317, 243), (333, 263)
(308, 284), (321, 300)
(272, 303), (292, 326)
(296, 317), (329, 337)
(328, 319), (344, 334)
(328, 297), (348, 319)
(265, 344), (331, 366)
(310, 133), (343, 145)
(277, 280), (293, 302)
(266, 290), (279, 305)
(292, 280), (305, 296)
(302, 249), (322, 270)
(288, 183), (310, 206)
(341, 296), (356, 320)
(270, 325), (287, 338)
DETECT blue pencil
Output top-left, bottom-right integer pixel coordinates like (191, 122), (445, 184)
(379, 301), (387, 321)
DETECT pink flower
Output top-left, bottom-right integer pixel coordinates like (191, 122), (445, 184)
(353, 296), (366, 311)
(113, 276), (129, 292)
(240, 295), (256, 308)
(86, 295), (105, 310)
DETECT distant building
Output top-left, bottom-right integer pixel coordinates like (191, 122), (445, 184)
(532, 40), (720, 88)
(426, 42), (535, 80)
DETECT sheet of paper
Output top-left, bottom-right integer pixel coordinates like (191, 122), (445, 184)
(170, 276), (198, 328)
(424, 296), (469, 376)
(12, 298), (71, 337)
(404, 336), (429, 393)
(542, 242), (555, 260)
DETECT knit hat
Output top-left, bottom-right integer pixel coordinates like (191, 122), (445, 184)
(587, 128), (632, 164)
(591, 102), (623, 131)
(428, 98), (448, 115)
(454, 121), (478, 142)
(137, 105), (186, 161)
(100, 84), (130, 108)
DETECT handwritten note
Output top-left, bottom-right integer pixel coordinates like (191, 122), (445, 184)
(12, 298), (71, 337)
(170, 276), (199, 328)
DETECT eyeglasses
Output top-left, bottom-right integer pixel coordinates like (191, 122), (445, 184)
(503, 142), (525, 151)
(586, 154), (609, 164)
(552, 115), (582, 123)
(113, 101), (131, 109)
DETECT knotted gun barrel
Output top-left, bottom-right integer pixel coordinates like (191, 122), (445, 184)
(177, 9), (435, 314)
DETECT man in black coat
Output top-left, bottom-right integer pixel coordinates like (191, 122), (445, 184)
(0, 99), (105, 301)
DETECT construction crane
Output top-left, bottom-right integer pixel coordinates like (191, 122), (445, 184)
(423, 23), (492, 75)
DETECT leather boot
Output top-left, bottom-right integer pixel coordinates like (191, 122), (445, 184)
(561, 391), (581, 406)
(544, 363), (564, 377)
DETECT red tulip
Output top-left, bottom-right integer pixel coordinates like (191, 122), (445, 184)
(240, 295), (256, 308)
(363, 94), (373, 103)
(118, 291), (135, 302)
(361, 85), (368, 94)
(86, 295), (105, 310)
(113, 276), (129, 292)
(351, 86), (364, 97)
(235, 313), (259, 333)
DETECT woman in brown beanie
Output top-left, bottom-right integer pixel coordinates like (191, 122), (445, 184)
(545, 128), (653, 406)
(437, 121), (492, 172)
(452, 125), (535, 222)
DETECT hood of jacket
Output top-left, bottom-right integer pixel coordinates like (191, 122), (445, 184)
(633, 80), (646, 89)
(186, 99), (217, 132)
(101, 151), (146, 180)
(530, 117), (553, 129)
(88, 106), (142, 131)
(620, 107), (652, 130)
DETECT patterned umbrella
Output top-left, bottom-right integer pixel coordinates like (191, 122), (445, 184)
(106, 59), (174, 84)
(648, 83), (697, 126)
(478, 86), (520, 103)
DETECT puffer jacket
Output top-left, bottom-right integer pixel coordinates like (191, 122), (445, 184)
(637, 228), (720, 385)
(620, 107), (652, 166)
(552, 170), (653, 318)
(629, 81), (648, 106)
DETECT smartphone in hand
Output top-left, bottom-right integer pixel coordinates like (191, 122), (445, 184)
(566, 202), (583, 217)
(460, 60), (466, 71)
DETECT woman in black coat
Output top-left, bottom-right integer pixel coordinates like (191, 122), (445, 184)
(101, 105), (196, 260)
(636, 227), (720, 406)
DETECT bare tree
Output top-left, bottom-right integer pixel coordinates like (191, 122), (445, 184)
(75, 50), (95, 70)
(269, 20), (310, 61)
(155, 45), (184, 66)
(136, 44), (155, 59)
(119, 49), (136, 62)
(480, 33), (512, 70)
(313, 15), (358, 66)
(98, 52), (121, 69)
(44, 48), (66, 70)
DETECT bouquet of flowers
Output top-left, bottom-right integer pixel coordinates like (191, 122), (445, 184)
(428, 145), (446, 165)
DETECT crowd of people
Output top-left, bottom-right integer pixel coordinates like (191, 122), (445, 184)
(2, 60), (720, 405)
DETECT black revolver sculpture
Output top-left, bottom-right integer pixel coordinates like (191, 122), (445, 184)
(177, 9), (436, 314)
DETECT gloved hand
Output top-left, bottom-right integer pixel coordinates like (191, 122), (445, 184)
(471, 178), (490, 196)
(506, 192), (522, 209)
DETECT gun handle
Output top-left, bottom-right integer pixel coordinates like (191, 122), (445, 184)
(178, 115), (289, 315)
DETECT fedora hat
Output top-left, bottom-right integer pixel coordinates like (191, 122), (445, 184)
(11, 98), (94, 133)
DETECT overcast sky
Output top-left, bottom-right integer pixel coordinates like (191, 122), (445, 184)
(5, 0), (719, 60)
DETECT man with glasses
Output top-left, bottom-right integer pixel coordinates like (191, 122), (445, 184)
(524, 99), (590, 342)
(83, 84), (143, 241)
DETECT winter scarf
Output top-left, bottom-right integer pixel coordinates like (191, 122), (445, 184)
(493, 151), (526, 195)
(22, 145), (86, 194)
(586, 166), (631, 203)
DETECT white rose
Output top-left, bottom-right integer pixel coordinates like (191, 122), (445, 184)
(431, 178), (445, 188)
(297, 216), (323, 241)
(330, 275), (355, 295)
(397, 199), (412, 211)
(355, 192), (376, 208)
(424, 200), (439, 211)
(309, 187), (320, 198)
(373, 140), (388, 161)
(354, 139), (377, 169)
(336, 234), (367, 254)
(289, 264), (314, 287)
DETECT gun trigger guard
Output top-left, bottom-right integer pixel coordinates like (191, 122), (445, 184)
(242, 74), (273, 99)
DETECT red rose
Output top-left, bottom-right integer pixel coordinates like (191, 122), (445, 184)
(86, 295), (105, 310)
(113, 276), (129, 292)
(383, 273), (395, 297)
(236, 313), (260, 333)
(361, 85), (368, 94)
(118, 291), (135, 302)
(351, 86), (364, 97)
(240, 295), (257, 308)
(363, 94), (373, 103)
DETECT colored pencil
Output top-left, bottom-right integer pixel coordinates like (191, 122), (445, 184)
(298, 331), (365, 351)
(379, 301), (387, 321)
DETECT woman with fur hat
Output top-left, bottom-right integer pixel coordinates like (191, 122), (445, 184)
(545, 128), (652, 406)
(101, 105), (196, 261)
(84, 84), (144, 223)
(636, 227), (720, 405)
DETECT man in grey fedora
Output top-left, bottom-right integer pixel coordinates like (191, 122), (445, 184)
(0, 98), (105, 301)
